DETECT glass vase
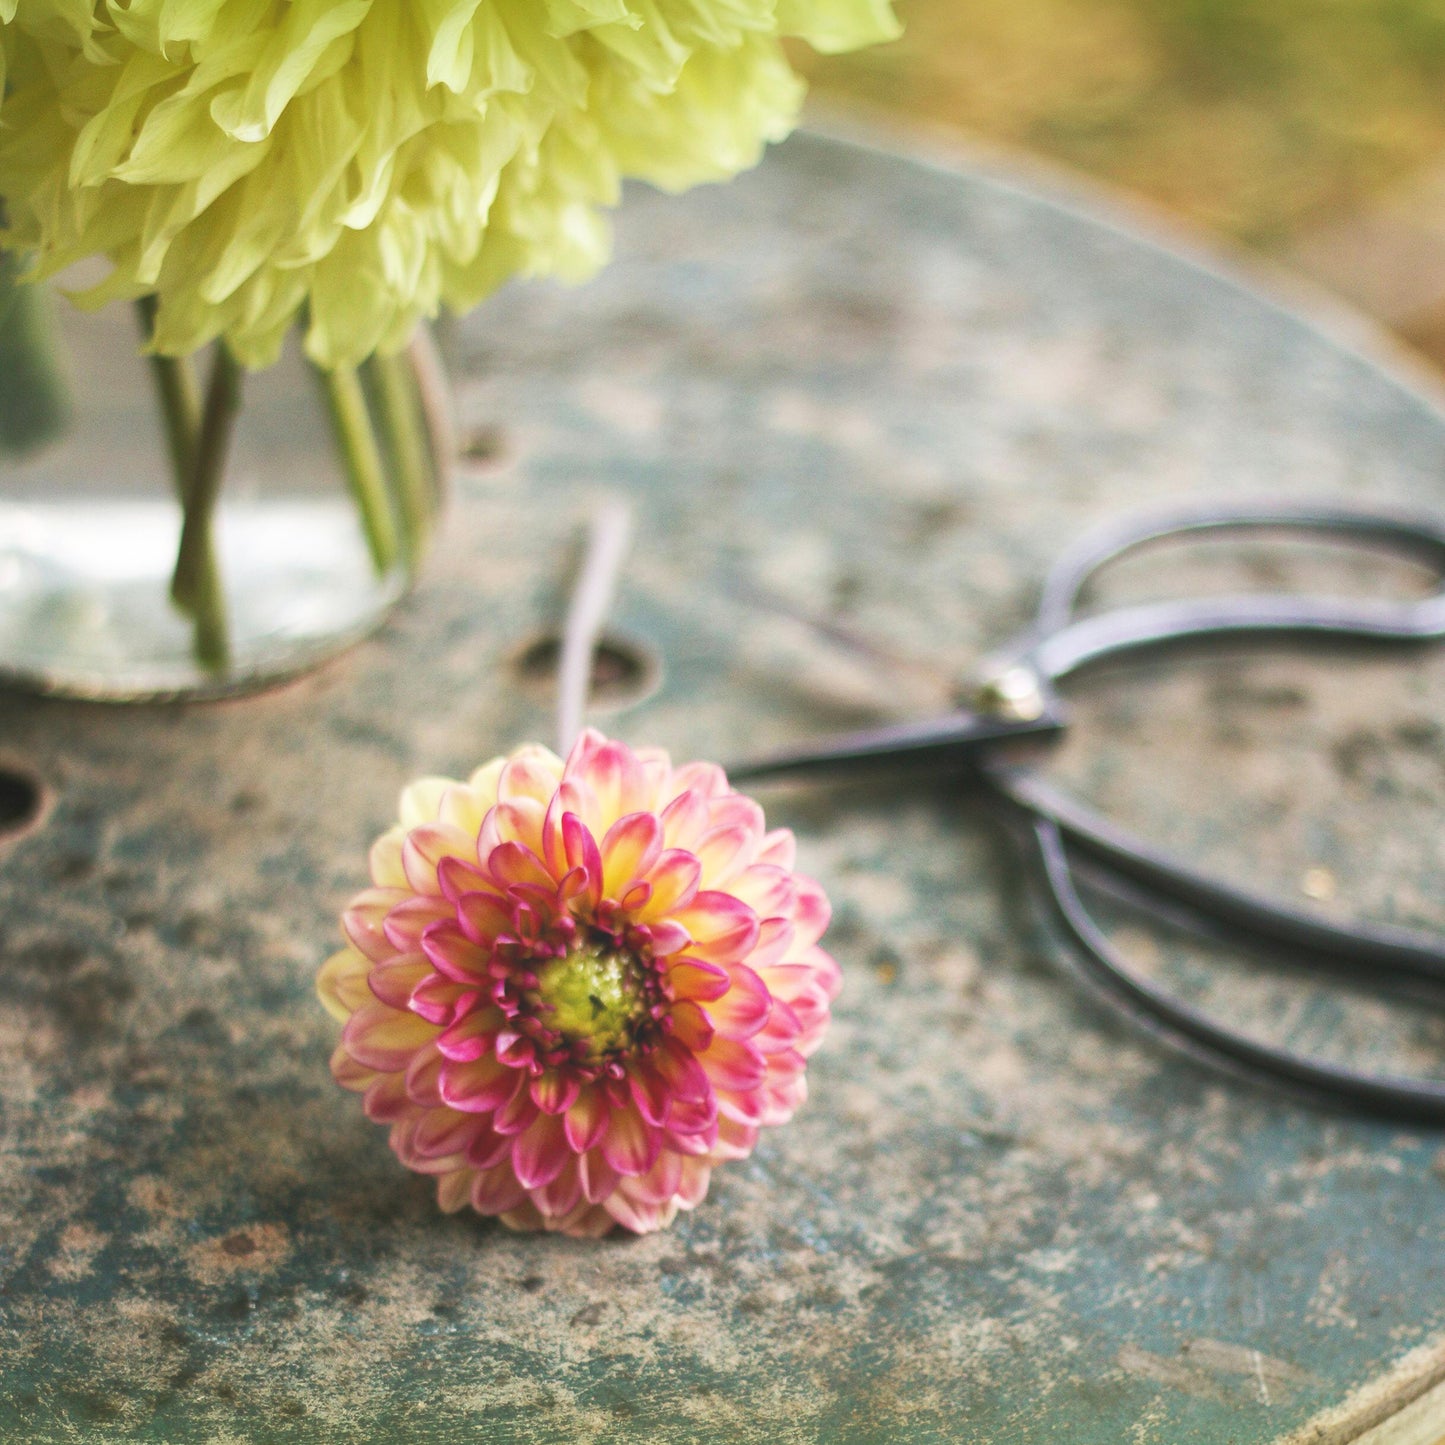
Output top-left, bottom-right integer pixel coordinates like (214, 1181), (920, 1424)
(0, 276), (452, 701)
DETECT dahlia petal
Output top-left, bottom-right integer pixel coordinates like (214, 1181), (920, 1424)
(343, 1004), (438, 1072)
(707, 963), (773, 1040)
(410, 974), (472, 1026)
(361, 1071), (410, 1124)
(368, 829), (408, 888)
(399, 776), (453, 829)
(554, 1204), (618, 1239)
(652, 1038), (713, 1105)
(728, 864), (797, 918)
(671, 891), (760, 965)
(693, 824), (759, 888)
(668, 761), (729, 802)
(755, 995), (804, 1054)
(600, 1104), (661, 1177)
(760, 1067), (808, 1126)
(470, 1161), (529, 1215)
(405, 1044), (446, 1107)
(603, 1189), (679, 1236)
(487, 840), (556, 893)
(791, 875), (832, 951)
(513, 1111), (568, 1190)
(532, 1154), (585, 1219)
(498, 746), (565, 806)
(569, 735), (644, 833)
(381, 895), (454, 952)
(493, 798), (547, 857)
(435, 1010), (496, 1062)
(561, 814), (604, 909)
(465, 1124), (513, 1170)
(330, 1042), (377, 1093)
(499, 1200), (546, 1233)
(747, 917), (796, 970)
(493, 1075), (539, 1137)
(676, 1157), (713, 1209)
(706, 794), (766, 840)
(438, 1054), (517, 1113)
(645, 919), (691, 958)
(666, 957), (730, 1002)
(454, 892), (513, 948)
(421, 920), (493, 982)
(701, 1036), (766, 1092)
(467, 758), (507, 808)
(601, 811), (664, 901)
(530, 1070), (580, 1116)
(711, 1114), (760, 1162)
(436, 854), (495, 903)
(540, 780), (586, 877)
(627, 1062), (671, 1127)
(403, 822), (478, 896)
(495, 1030), (535, 1069)
(343, 887), (409, 962)
(662, 1098), (719, 1154)
(636, 849), (702, 922)
(367, 953), (432, 1010)
(627, 1147), (683, 1206)
(661, 1124), (714, 1157)
(716, 1086), (765, 1126)
(409, 1108), (482, 1161)
(390, 1118), (466, 1176)
(579, 1149), (620, 1205)
(317, 947), (372, 1020)
(620, 881), (653, 913)
(564, 1088), (610, 1153)
(754, 827), (797, 870)
(760, 953), (842, 1006)
(659, 788), (711, 851)
(436, 1168), (475, 1214)
(438, 783), (489, 838)
(669, 999), (715, 1053)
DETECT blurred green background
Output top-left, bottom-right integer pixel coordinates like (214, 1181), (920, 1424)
(794, 0), (1445, 363)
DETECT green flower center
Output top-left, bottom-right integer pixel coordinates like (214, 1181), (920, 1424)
(533, 937), (648, 1060)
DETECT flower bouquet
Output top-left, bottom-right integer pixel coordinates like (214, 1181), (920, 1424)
(0, 0), (897, 695)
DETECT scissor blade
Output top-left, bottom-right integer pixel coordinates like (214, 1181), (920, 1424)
(726, 711), (1064, 784)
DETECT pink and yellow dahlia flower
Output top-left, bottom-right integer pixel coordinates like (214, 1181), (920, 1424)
(318, 729), (838, 1237)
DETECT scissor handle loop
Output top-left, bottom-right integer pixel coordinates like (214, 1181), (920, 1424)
(1025, 814), (1445, 1122)
(1028, 499), (1445, 684)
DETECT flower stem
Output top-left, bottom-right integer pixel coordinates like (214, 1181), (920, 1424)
(136, 297), (202, 502)
(365, 350), (433, 573)
(318, 363), (398, 577)
(171, 345), (242, 671)
(556, 499), (632, 755)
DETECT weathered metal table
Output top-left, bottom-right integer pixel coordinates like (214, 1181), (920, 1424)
(2, 126), (1444, 1443)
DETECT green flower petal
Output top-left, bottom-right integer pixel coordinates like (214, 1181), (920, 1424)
(0, 0), (899, 368)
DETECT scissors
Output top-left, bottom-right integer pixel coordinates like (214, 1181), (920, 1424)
(727, 498), (1445, 1122)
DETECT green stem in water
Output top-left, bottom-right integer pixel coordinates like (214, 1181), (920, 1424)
(171, 346), (243, 671)
(135, 297), (202, 503)
(0, 249), (71, 456)
(365, 350), (434, 573)
(319, 362), (398, 578)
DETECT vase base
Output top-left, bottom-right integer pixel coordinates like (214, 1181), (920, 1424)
(0, 495), (404, 701)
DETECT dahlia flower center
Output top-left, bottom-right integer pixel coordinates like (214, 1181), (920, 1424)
(532, 936), (648, 1060)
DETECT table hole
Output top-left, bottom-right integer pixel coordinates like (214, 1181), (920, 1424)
(0, 764), (45, 843)
(511, 632), (661, 713)
(457, 424), (512, 474)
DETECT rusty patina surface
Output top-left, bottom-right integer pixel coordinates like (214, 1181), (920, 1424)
(1, 130), (1444, 1442)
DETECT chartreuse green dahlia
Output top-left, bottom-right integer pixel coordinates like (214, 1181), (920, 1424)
(0, 0), (899, 369)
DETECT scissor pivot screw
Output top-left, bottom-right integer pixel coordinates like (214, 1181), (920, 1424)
(973, 666), (1046, 722)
